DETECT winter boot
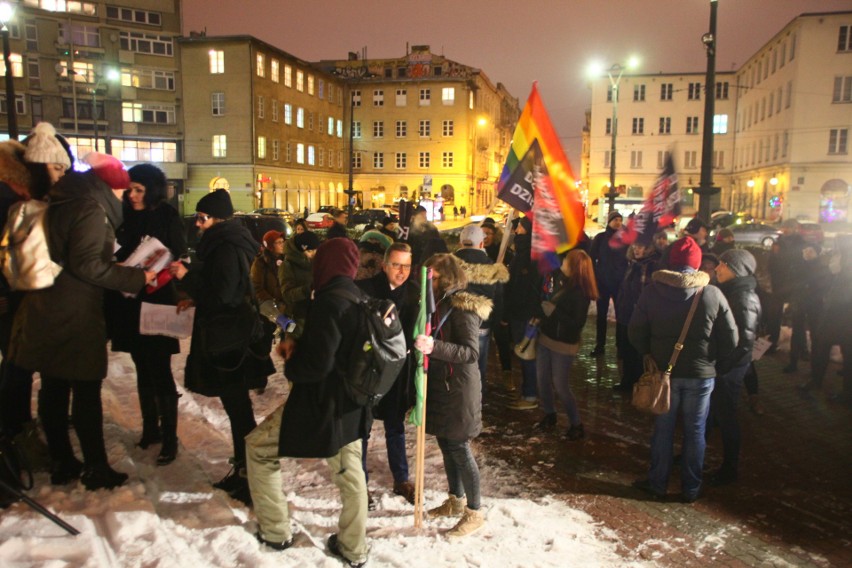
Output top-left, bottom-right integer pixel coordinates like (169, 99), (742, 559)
(446, 507), (485, 537)
(213, 459), (246, 493)
(81, 463), (128, 491)
(49, 456), (84, 485)
(565, 424), (585, 441)
(156, 395), (179, 466)
(136, 382), (162, 449)
(428, 493), (466, 518)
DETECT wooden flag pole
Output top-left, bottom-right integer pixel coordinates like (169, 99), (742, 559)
(495, 208), (515, 266)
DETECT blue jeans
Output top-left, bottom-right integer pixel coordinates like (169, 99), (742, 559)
(436, 437), (481, 510)
(647, 377), (714, 500)
(510, 319), (538, 399)
(361, 417), (409, 484)
(707, 362), (749, 475)
(535, 342), (580, 426)
(477, 329), (491, 394)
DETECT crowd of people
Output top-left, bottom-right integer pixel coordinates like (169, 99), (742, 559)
(1, 123), (850, 566)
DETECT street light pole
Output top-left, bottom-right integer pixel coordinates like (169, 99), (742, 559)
(0, 1), (18, 140)
(696, 0), (720, 222)
(471, 116), (486, 214)
(606, 67), (622, 216)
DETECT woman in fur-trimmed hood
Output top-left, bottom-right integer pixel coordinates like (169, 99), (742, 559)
(415, 253), (491, 537)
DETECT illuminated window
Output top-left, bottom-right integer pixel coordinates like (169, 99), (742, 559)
(284, 104), (292, 125)
(122, 102), (175, 124)
(713, 114), (728, 134)
(271, 59), (279, 83)
(110, 139), (177, 163)
(284, 65), (292, 87)
(308, 145), (315, 165)
(209, 50), (224, 74)
(0, 54), (24, 77)
(257, 136), (266, 159)
(328, 116), (334, 136)
(296, 143), (305, 164)
(441, 87), (454, 105)
(256, 53), (265, 77)
(296, 107), (304, 128)
(121, 68), (175, 90)
(307, 75), (314, 95)
(336, 120), (342, 138)
(212, 135), (227, 158)
(296, 70), (304, 92)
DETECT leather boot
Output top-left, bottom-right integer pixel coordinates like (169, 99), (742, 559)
(156, 395), (179, 466)
(137, 391), (162, 449)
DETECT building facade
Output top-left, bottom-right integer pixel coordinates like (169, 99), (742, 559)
(1, 0), (186, 208)
(583, 10), (852, 224)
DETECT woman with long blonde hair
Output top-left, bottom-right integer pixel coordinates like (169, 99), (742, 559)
(534, 249), (599, 440)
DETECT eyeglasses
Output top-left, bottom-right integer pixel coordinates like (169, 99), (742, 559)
(194, 213), (212, 223)
(389, 262), (411, 271)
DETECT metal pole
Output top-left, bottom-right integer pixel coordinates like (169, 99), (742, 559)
(605, 65), (625, 217)
(92, 83), (98, 152)
(1, 23), (18, 140)
(345, 83), (355, 223)
(696, 0), (719, 222)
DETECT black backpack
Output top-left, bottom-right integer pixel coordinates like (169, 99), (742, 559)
(332, 288), (407, 407)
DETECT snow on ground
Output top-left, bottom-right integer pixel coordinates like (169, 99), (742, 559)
(0, 342), (640, 567)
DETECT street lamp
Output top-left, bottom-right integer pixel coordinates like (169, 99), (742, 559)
(471, 116), (487, 213)
(0, 1), (18, 140)
(696, 0), (720, 222)
(588, 56), (639, 217)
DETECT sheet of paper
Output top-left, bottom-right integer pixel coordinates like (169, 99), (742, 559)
(139, 302), (194, 339)
(752, 335), (772, 361)
(121, 236), (174, 298)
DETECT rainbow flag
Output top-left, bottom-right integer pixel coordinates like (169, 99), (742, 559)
(497, 83), (585, 252)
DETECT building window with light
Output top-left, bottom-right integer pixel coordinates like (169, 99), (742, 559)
(270, 59), (279, 83)
(296, 107), (304, 128)
(374, 152), (384, 169)
(688, 82), (701, 100)
(111, 140), (177, 163)
(442, 151), (453, 168)
(211, 92), (225, 116)
(121, 68), (175, 91)
(686, 116), (699, 134)
(296, 143), (305, 164)
(296, 70), (304, 92)
(829, 128), (848, 154)
(633, 84), (645, 102)
(336, 120), (342, 138)
(660, 83), (673, 101)
(442, 87), (455, 105)
(307, 75), (314, 95)
(328, 117), (334, 136)
(442, 120), (454, 137)
(209, 50), (224, 74)
(419, 120), (430, 137)
(419, 88), (431, 106)
(659, 116), (671, 134)
(0, 53), (23, 77)
(308, 145), (315, 165)
(632, 117), (644, 135)
(122, 102), (175, 124)
(713, 114), (728, 134)
(373, 90), (384, 107)
(373, 121), (384, 138)
(396, 120), (407, 138)
(212, 135), (227, 158)
(284, 64), (292, 87)
(256, 53), (265, 77)
(257, 136), (266, 159)
(419, 152), (430, 168)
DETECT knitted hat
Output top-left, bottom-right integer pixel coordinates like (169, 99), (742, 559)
(459, 224), (485, 247)
(720, 249), (757, 277)
(128, 163), (166, 195)
(294, 230), (320, 251)
(262, 230), (284, 249)
(359, 229), (392, 251)
(685, 217), (709, 235)
(669, 237), (702, 270)
(82, 152), (129, 189)
(607, 210), (623, 224)
(196, 189), (234, 219)
(717, 228), (734, 241)
(380, 215), (396, 228)
(313, 237), (360, 290)
(24, 123), (73, 168)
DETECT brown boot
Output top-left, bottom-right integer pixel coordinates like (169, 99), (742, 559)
(447, 507), (485, 537)
(428, 493), (466, 518)
(393, 480), (415, 504)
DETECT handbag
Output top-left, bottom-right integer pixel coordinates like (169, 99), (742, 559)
(513, 319), (539, 360)
(632, 287), (704, 415)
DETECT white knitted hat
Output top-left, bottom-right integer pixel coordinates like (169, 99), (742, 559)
(23, 122), (72, 168)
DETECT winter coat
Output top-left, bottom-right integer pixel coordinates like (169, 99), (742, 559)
(10, 171), (147, 381)
(504, 234), (543, 322)
(615, 248), (661, 324)
(538, 273), (591, 345)
(425, 291), (490, 441)
(628, 269), (737, 379)
(251, 249), (284, 307)
(182, 219), (273, 397)
(279, 237), (312, 336)
(768, 233), (805, 300)
(590, 226), (628, 295)
(107, 202), (185, 354)
(454, 247), (509, 330)
(357, 271), (421, 422)
(717, 275), (761, 373)
(278, 276), (371, 458)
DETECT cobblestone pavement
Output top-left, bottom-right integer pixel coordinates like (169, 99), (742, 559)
(478, 322), (851, 567)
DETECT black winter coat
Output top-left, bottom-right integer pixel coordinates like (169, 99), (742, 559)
(538, 273), (591, 345)
(278, 276), (371, 457)
(107, 203), (185, 354)
(717, 275), (761, 372)
(425, 291), (490, 441)
(504, 234), (542, 322)
(615, 249), (660, 324)
(455, 247), (509, 330)
(628, 269), (737, 379)
(590, 226), (628, 295)
(182, 219), (273, 397)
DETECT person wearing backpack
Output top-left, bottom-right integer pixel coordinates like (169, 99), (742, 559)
(9, 152), (156, 491)
(245, 237), (371, 566)
(414, 253), (492, 537)
(0, 124), (73, 450)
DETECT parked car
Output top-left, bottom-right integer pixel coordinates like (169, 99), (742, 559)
(350, 208), (391, 226)
(252, 208), (294, 222)
(183, 213), (293, 260)
(710, 210), (755, 230)
(317, 205), (336, 214)
(305, 212), (334, 229)
(727, 222), (783, 247)
(797, 222), (824, 245)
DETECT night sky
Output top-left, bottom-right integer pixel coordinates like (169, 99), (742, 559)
(181, 0), (850, 168)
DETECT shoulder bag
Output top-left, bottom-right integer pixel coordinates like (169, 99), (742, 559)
(632, 287), (704, 415)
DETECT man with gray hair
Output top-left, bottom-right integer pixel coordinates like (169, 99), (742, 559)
(454, 224), (509, 393)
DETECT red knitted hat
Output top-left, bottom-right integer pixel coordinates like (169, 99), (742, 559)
(669, 237), (702, 270)
(313, 237), (359, 290)
(262, 230), (284, 249)
(82, 152), (130, 190)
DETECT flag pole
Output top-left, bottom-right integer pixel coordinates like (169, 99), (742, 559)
(496, 208), (515, 266)
(413, 267), (433, 528)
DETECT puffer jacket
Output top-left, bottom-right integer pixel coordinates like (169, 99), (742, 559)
(425, 291), (490, 441)
(717, 275), (761, 372)
(628, 269), (737, 379)
(454, 247), (509, 330)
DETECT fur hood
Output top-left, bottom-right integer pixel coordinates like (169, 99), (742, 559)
(0, 140), (32, 195)
(652, 269), (710, 289)
(456, 256), (510, 285)
(450, 290), (493, 322)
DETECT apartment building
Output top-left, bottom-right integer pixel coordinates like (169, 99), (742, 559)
(316, 45), (519, 214)
(584, 11), (852, 224)
(179, 34), (347, 214)
(1, 0), (185, 209)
